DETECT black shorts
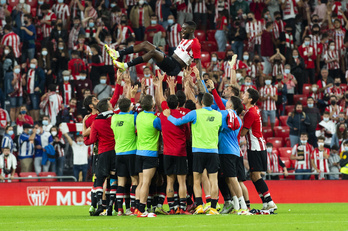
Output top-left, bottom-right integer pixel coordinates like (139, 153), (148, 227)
(192, 152), (220, 174)
(163, 155), (188, 175)
(156, 55), (182, 76)
(186, 143), (193, 175)
(116, 154), (136, 177)
(91, 154), (99, 175)
(237, 156), (246, 182)
(96, 150), (116, 178)
(247, 150), (267, 172)
(135, 155), (158, 173)
(219, 154), (238, 178)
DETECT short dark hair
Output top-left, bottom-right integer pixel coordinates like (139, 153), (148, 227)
(185, 100), (196, 110)
(71, 50), (80, 57)
(84, 95), (96, 113)
(184, 21), (197, 30)
(197, 93), (204, 106)
(76, 134), (84, 139)
(307, 96), (314, 101)
(231, 86), (240, 97)
(97, 98), (110, 113)
(3, 146), (10, 150)
(323, 111), (330, 116)
(48, 84), (56, 92)
(247, 88), (259, 105)
(331, 145), (339, 151)
(126, 36), (135, 45)
(119, 98), (131, 112)
(300, 132), (308, 137)
(230, 96), (243, 115)
(3, 24), (11, 31)
(176, 90), (186, 107)
(167, 95), (179, 110)
(317, 136), (325, 141)
(266, 22), (273, 28)
(40, 3), (50, 10)
(202, 93), (213, 107)
(141, 95), (153, 111)
(266, 142), (273, 147)
(24, 14), (33, 20)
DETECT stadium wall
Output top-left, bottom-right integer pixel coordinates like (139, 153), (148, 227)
(0, 181), (346, 206)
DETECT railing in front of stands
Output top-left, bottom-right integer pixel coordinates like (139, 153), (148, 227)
(1, 176), (77, 182)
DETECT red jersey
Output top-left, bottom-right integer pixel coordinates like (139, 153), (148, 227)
(216, 16), (227, 31)
(68, 58), (86, 80)
(174, 38), (201, 66)
(311, 148), (330, 173)
(292, 143), (313, 170)
(240, 85), (257, 94)
(159, 102), (189, 156)
(298, 44), (316, 69)
(167, 23), (182, 48)
(1, 32), (20, 58)
(145, 24), (165, 44)
(85, 113), (98, 129)
(260, 85), (277, 111)
(242, 105), (266, 151)
(42, 11), (57, 38)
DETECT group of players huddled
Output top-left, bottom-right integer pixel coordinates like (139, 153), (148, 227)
(78, 21), (276, 217)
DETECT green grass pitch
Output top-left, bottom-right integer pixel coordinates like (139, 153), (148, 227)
(0, 203), (347, 231)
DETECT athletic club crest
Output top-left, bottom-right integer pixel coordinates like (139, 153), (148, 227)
(27, 187), (50, 206)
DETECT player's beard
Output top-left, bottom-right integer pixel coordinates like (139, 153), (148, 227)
(183, 33), (190, 39)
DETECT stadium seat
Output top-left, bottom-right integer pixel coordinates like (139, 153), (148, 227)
(287, 169), (296, 179)
(271, 148), (279, 156)
(201, 41), (218, 52)
(39, 172), (57, 182)
(194, 30), (206, 41)
(278, 147), (292, 159)
(274, 126), (290, 140)
(8, 0), (18, 8)
(135, 63), (151, 75)
(206, 30), (216, 42)
(11, 173), (19, 182)
(279, 115), (288, 126)
(225, 43), (232, 51)
(293, 94), (307, 106)
(279, 157), (291, 169)
(262, 126), (273, 140)
(340, 83), (347, 91)
(285, 105), (294, 115)
(266, 117), (279, 126)
(216, 51), (225, 60)
(302, 84), (312, 96)
(27, 0), (38, 8)
(201, 52), (211, 64)
(285, 137), (291, 147)
(20, 172), (38, 182)
(266, 137), (284, 149)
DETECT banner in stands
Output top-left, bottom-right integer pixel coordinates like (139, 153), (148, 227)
(0, 181), (346, 206)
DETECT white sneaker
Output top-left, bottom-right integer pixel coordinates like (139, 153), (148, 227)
(220, 200), (233, 214)
(261, 203), (268, 210)
(266, 201), (277, 211)
(125, 208), (132, 216)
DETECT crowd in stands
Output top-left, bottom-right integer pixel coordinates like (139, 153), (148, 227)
(1, 0), (348, 182)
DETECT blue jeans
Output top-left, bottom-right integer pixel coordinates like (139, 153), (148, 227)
(215, 30), (227, 52)
(29, 93), (40, 110)
(73, 164), (88, 182)
(22, 48), (35, 63)
(9, 97), (23, 108)
(231, 41), (244, 60)
(290, 135), (299, 147)
(56, 156), (65, 177)
(134, 27), (146, 41)
(295, 169), (311, 180)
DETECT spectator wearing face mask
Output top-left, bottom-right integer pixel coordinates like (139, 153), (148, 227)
(34, 123), (53, 174)
(74, 71), (93, 104)
(316, 111), (336, 148)
(261, 22), (275, 75)
(144, 15), (166, 46)
(248, 55), (263, 87)
(2, 45), (16, 76)
(330, 77), (344, 102)
(57, 98), (78, 125)
(52, 0), (70, 29)
(304, 97), (321, 148)
(325, 95), (343, 122)
(69, 17), (86, 50)
(42, 115), (53, 132)
(0, 146), (17, 182)
(20, 14), (36, 63)
(229, 19), (247, 61)
(94, 75), (112, 100)
(89, 44), (105, 87)
(240, 76), (257, 97)
(51, 126), (65, 178)
(40, 84), (63, 126)
(328, 145), (340, 180)
(283, 64), (297, 105)
(245, 12), (263, 58)
(59, 71), (75, 108)
(325, 41), (340, 79)
(311, 136), (330, 179)
(289, 49), (304, 93)
(1, 25), (21, 60)
(223, 50), (247, 78)
(290, 132), (313, 180)
(206, 53), (224, 78)
(166, 15), (182, 56)
(260, 76), (278, 131)
(266, 143), (288, 180)
(1, 126), (14, 153)
(38, 47), (54, 89)
(16, 105), (34, 128)
(331, 123), (348, 149)
(18, 124), (35, 172)
(270, 49), (286, 78)
(49, 19), (69, 45)
(298, 36), (316, 84)
(280, 0), (301, 34)
(130, 0), (153, 41)
(40, 4), (57, 46)
(274, 75), (287, 116)
(84, 0), (98, 20)
(52, 41), (69, 84)
(287, 102), (310, 147)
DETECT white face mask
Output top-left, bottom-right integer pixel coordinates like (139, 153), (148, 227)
(236, 73), (242, 79)
(318, 142), (324, 147)
(323, 117), (329, 122)
(330, 46), (335, 50)
(51, 131), (57, 136)
(301, 140), (307, 144)
(266, 147), (272, 153)
(139, 0), (144, 5)
(4, 49), (9, 55)
(312, 87), (318, 92)
(265, 80), (272, 85)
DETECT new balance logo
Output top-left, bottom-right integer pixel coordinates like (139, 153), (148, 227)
(206, 117), (215, 122)
(116, 121), (124, 126)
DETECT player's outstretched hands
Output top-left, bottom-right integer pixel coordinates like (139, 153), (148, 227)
(163, 109), (171, 117)
(184, 66), (191, 79)
(116, 70), (124, 85)
(158, 71), (166, 82)
(124, 71), (131, 85)
(166, 76), (177, 89)
(192, 66), (200, 80)
(130, 85), (139, 98)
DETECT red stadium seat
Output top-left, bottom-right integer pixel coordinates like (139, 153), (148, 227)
(11, 173), (20, 182)
(206, 30), (216, 42)
(340, 83), (347, 91)
(271, 149), (279, 156)
(225, 43), (232, 51)
(266, 137), (284, 149)
(135, 63), (151, 75)
(194, 30), (206, 41)
(201, 52), (211, 64)
(279, 115), (288, 126)
(279, 157), (291, 169)
(285, 105), (294, 115)
(203, 62), (211, 69)
(278, 147), (292, 159)
(302, 84), (312, 96)
(262, 126), (273, 140)
(8, 0), (18, 8)
(27, 0), (38, 8)
(293, 94), (307, 106)
(39, 172), (57, 182)
(20, 172), (38, 182)
(274, 126), (290, 140)
(216, 51), (225, 60)
(287, 169), (296, 179)
(285, 137), (291, 147)
(201, 41), (218, 52)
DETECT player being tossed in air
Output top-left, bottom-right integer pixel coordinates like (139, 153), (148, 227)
(105, 21), (202, 78)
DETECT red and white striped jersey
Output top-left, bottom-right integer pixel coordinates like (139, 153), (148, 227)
(54, 137), (65, 158)
(245, 20), (263, 45)
(330, 86), (343, 97)
(317, 79), (332, 98)
(138, 8), (145, 27)
(324, 50), (340, 70)
(194, 0), (207, 13)
(214, 0), (230, 22)
(243, 105), (266, 151)
(125, 0), (136, 6)
(156, 0), (164, 22)
(27, 69), (36, 94)
(240, 84), (257, 94)
(52, 3), (70, 25)
(309, 91), (321, 101)
(292, 143), (313, 170)
(325, 105), (344, 118)
(267, 151), (281, 173)
(272, 63), (284, 77)
(87, 7), (98, 20)
(40, 92), (63, 126)
(332, 1), (344, 22)
(117, 25), (134, 43)
(99, 42), (118, 66)
(260, 85), (277, 111)
(311, 148), (330, 173)
(282, 0), (298, 19)
(273, 20), (285, 39)
(309, 34), (321, 54)
(285, 33), (294, 50)
(182, 0), (192, 13)
(144, 77), (154, 97)
(62, 83), (72, 107)
(0, 153), (17, 182)
(124, 52), (139, 64)
(42, 11), (57, 38)
(1, 32), (20, 58)
(248, 63), (263, 79)
(12, 73), (23, 97)
(71, 0), (85, 18)
(0, 108), (9, 128)
(331, 28), (346, 51)
(167, 23), (182, 48)
(174, 38), (201, 66)
(223, 60), (247, 77)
